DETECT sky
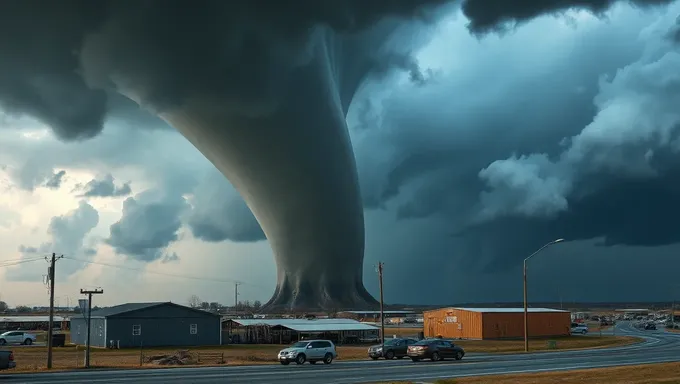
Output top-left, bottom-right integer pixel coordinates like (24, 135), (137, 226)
(2, 0), (680, 308)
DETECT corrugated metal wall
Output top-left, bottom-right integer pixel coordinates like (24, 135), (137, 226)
(423, 308), (483, 339)
(424, 308), (571, 340)
(70, 317), (107, 347)
(482, 312), (571, 339)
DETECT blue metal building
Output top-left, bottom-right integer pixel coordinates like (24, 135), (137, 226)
(70, 302), (221, 348)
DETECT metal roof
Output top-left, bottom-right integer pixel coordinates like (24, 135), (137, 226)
(76, 302), (220, 318)
(341, 311), (415, 314)
(0, 316), (67, 322)
(431, 307), (568, 313)
(226, 318), (379, 332)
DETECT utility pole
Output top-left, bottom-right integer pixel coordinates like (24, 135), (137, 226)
(46, 253), (63, 369)
(80, 288), (104, 368)
(378, 262), (385, 354)
(523, 239), (565, 353)
(234, 282), (241, 310)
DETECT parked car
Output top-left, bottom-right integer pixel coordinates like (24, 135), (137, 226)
(278, 339), (337, 365)
(0, 331), (36, 346)
(407, 339), (465, 362)
(571, 324), (589, 334)
(368, 338), (418, 360)
(0, 351), (15, 370)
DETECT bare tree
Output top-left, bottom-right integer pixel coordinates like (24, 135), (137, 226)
(188, 295), (202, 308)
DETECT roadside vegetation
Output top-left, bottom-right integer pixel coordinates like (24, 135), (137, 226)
(378, 361), (680, 383)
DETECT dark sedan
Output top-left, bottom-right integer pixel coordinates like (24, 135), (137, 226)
(368, 338), (418, 360)
(407, 339), (465, 362)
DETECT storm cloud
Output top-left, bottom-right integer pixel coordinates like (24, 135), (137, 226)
(11, 200), (99, 281)
(106, 190), (189, 263)
(76, 173), (131, 198)
(2, 0), (680, 305)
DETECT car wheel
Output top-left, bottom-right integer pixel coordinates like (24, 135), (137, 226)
(385, 350), (395, 360)
(582, 330), (587, 334)
(295, 354), (306, 365)
(455, 352), (463, 360)
(411, 357), (420, 362)
(431, 352), (441, 362)
(280, 361), (290, 365)
(323, 353), (333, 364)
(24, 339), (32, 345)
(0, 339), (5, 346)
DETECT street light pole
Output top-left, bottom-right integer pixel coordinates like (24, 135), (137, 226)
(524, 238), (565, 353)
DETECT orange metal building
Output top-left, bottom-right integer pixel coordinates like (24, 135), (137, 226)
(423, 307), (571, 340)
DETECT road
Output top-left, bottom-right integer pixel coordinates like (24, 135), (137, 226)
(4, 322), (680, 383)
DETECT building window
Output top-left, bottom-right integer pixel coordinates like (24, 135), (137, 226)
(132, 324), (142, 336)
(190, 324), (198, 334)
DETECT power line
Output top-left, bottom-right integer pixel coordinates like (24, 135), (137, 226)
(63, 256), (255, 286)
(0, 257), (44, 268)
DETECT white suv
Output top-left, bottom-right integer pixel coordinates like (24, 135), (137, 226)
(278, 339), (337, 365)
(571, 324), (589, 334)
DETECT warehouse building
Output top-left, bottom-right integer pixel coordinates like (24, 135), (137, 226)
(71, 302), (221, 348)
(224, 317), (379, 344)
(424, 307), (570, 340)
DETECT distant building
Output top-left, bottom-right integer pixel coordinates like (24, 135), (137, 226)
(223, 318), (379, 344)
(0, 316), (70, 331)
(70, 302), (221, 348)
(424, 307), (571, 340)
(337, 310), (416, 321)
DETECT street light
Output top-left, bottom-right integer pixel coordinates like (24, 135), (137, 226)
(524, 238), (564, 352)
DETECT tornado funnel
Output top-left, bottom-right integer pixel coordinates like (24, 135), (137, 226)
(113, 30), (378, 311)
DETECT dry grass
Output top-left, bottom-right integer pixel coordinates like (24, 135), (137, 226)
(378, 361), (680, 384)
(0, 335), (637, 372)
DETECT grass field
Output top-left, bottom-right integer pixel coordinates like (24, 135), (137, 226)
(1, 335), (637, 372)
(377, 361), (680, 383)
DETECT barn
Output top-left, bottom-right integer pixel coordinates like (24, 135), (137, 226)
(71, 302), (221, 348)
(424, 307), (571, 340)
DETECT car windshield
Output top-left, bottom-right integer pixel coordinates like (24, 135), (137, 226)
(383, 339), (400, 345)
(413, 339), (431, 345)
(290, 341), (309, 348)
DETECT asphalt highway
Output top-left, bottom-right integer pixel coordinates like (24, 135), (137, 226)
(4, 322), (680, 383)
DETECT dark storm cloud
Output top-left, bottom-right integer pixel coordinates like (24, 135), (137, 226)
(44, 170), (66, 190)
(351, 3), (680, 285)
(0, 0), (450, 140)
(460, 0), (675, 33)
(186, 169), (266, 243)
(11, 200), (99, 281)
(76, 173), (132, 198)
(0, 1), (107, 140)
(106, 190), (189, 262)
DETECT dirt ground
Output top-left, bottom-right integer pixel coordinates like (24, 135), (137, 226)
(1, 335), (637, 372)
(379, 361), (680, 383)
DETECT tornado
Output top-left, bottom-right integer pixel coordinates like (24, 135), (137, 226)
(153, 31), (376, 311)
(84, 23), (388, 311)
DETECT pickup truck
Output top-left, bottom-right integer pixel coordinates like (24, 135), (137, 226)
(0, 350), (15, 370)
